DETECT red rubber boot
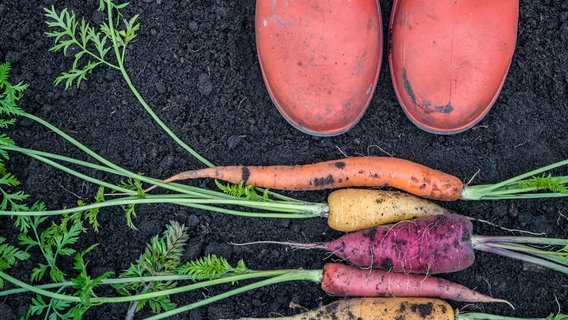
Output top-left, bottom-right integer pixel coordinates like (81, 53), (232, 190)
(389, 0), (519, 134)
(256, 0), (383, 136)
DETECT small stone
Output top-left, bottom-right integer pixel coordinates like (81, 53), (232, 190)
(227, 135), (243, 150)
(275, 219), (290, 228)
(186, 214), (200, 228)
(188, 21), (199, 32)
(155, 80), (166, 94)
(159, 154), (174, 170)
(197, 73), (213, 96)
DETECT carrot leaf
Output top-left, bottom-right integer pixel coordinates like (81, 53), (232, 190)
(518, 174), (568, 194)
(0, 237), (29, 289)
(0, 61), (26, 160)
(0, 62), (28, 117)
(45, 0), (215, 168)
(116, 221), (189, 316)
(76, 186), (104, 232)
(180, 254), (249, 281)
(215, 180), (269, 202)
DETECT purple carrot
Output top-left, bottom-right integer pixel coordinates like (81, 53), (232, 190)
(236, 214), (568, 275)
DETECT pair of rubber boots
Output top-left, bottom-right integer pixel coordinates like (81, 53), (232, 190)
(256, 0), (519, 136)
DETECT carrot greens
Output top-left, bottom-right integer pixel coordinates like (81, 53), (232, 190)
(0, 60), (328, 318)
(0, 221), (321, 319)
(472, 236), (568, 274)
(44, 0), (213, 168)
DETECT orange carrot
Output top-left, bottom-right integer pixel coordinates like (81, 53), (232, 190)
(148, 157), (464, 201)
(146, 157), (567, 202)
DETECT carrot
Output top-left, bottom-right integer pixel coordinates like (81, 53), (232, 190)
(319, 263), (507, 305)
(237, 214), (568, 275)
(145, 157), (464, 201)
(235, 297), (565, 320)
(236, 297), (454, 320)
(327, 189), (452, 232)
(144, 156), (568, 201)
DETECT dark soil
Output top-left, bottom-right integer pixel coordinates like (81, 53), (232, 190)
(1, 1), (567, 319)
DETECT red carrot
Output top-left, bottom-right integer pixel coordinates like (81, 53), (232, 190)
(320, 263), (508, 305)
(236, 214), (568, 275)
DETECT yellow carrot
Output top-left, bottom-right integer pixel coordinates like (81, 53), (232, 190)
(327, 189), (451, 232)
(236, 297), (454, 320)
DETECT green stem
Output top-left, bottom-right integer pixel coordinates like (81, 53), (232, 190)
(473, 236), (568, 246)
(1, 143), (221, 197)
(144, 269), (323, 320)
(471, 176), (568, 194)
(461, 159), (568, 200)
(0, 271), (76, 303)
(0, 196), (325, 218)
(0, 275), (196, 296)
(474, 243), (568, 274)
(22, 113), (136, 179)
(105, 3), (214, 169)
(0, 268), (316, 305)
(483, 243), (568, 266)
(0, 142), (193, 196)
(16, 149), (130, 193)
